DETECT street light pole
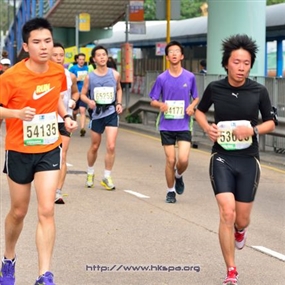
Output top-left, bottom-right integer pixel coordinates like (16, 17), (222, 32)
(125, 4), (130, 107)
(75, 15), (79, 53)
(13, 0), (17, 64)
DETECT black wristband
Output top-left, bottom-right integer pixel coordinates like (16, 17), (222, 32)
(71, 98), (77, 102)
(253, 126), (259, 136)
(63, 114), (73, 120)
(116, 103), (122, 106)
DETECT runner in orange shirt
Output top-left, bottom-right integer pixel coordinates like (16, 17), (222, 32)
(0, 18), (77, 285)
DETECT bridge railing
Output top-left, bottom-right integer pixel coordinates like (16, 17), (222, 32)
(4, 0), (57, 64)
(131, 72), (285, 152)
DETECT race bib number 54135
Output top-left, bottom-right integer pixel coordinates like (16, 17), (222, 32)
(23, 112), (59, 146)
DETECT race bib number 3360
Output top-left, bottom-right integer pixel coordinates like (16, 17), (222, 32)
(23, 112), (59, 146)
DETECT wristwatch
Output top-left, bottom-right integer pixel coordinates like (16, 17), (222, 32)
(63, 114), (73, 120)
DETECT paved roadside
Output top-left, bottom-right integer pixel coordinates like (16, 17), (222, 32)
(0, 111), (284, 285)
(122, 93), (285, 171)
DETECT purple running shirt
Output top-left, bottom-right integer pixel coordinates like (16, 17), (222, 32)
(149, 69), (198, 131)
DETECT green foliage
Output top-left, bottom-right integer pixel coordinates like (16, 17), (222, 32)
(125, 113), (142, 124)
(144, 0), (157, 20)
(267, 0), (285, 4)
(180, 0), (206, 19)
(143, 0), (285, 20)
(0, 0), (14, 33)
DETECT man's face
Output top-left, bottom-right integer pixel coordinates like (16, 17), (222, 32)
(1, 64), (10, 72)
(22, 28), (53, 64)
(93, 49), (108, 67)
(166, 45), (184, 65)
(51, 46), (65, 65)
(77, 55), (85, 67)
(225, 48), (251, 87)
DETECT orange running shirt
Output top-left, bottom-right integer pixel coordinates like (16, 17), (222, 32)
(0, 59), (67, 153)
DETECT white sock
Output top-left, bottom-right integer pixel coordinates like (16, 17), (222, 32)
(87, 167), (94, 174)
(104, 170), (111, 178)
(167, 187), (175, 193)
(175, 169), (182, 178)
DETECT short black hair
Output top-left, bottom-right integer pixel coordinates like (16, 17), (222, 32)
(221, 34), (259, 72)
(77, 53), (86, 58)
(53, 42), (65, 51)
(91, 45), (108, 58)
(200, 59), (206, 68)
(165, 41), (184, 56)
(22, 17), (53, 44)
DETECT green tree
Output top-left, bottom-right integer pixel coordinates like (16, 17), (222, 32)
(144, 0), (285, 20)
(144, 0), (156, 20)
(0, 0), (14, 33)
(267, 0), (285, 4)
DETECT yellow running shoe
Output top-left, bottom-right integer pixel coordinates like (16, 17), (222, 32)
(100, 177), (115, 190)
(86, 173), (94, 188)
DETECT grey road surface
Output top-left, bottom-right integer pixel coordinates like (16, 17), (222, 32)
(0, 126), (284, 285)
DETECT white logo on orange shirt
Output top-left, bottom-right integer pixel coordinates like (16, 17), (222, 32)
(33, 84), (55, 100)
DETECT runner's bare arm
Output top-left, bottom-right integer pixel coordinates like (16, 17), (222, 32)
(58, 95), (78, 131)
(195, 109), (219, 142)
(186, 97), (199, 116)
(80, 75), (95, 110)
(70, 72), (80, 103)
(115, 71), (123, 114)
(0, 106), (36, 121)
(150, 100), (168, 112)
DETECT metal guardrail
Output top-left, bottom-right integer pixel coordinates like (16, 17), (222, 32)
(133, 72), (285, 151)
(195, 110), (285, 152)
(4, 0), (57, 64)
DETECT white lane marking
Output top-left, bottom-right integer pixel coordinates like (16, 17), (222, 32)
(124, 190), (150, 199)
(66, 163), (73, 167)
(252, 246), (285, 262)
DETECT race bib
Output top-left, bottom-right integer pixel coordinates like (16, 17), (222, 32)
(77, 70), (87, 81)
(217, 120), (252, 150)
(164, 100), (185, 119)
(94, 87), (115, 104)
(23, 112), (59, 146)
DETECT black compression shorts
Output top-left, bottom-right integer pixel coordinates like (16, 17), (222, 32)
(209, 152), (261, 202)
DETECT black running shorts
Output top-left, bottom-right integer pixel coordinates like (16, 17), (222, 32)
(90, 112), (119, 134)
(160, 131), (192, 146)
(3, 146), (62, 184)
(209, 152), (261, 202)
(58, 122), (71, 137)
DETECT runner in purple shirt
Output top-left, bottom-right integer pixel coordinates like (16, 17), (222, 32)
(149, 40), (199, 204)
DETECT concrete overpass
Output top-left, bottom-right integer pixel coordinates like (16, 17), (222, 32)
(4, 0), (130, 63)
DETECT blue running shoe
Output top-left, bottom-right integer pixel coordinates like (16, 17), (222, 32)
(175, 176), (184, 195)
(0, 258), (16, 285)
(34, 271), (55, 285)
(166, 191), (176, 203)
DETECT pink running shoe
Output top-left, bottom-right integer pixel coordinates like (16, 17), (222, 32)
(223, 267), (238, 285)
(234, 227), (247, 250)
